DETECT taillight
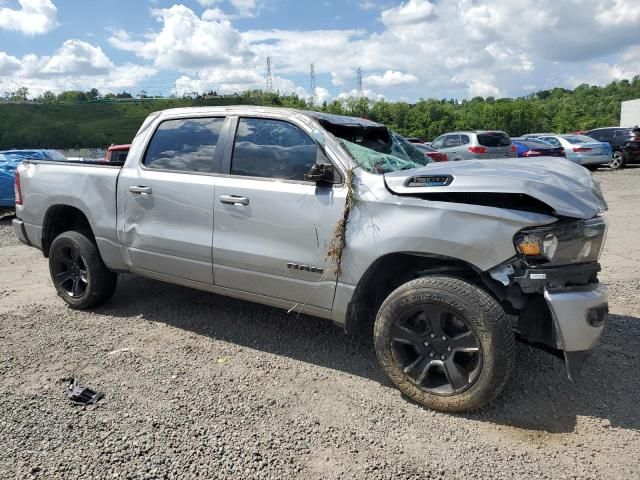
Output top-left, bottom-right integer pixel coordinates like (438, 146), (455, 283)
(441, 153), (448, 162)
(523, 150), (542, 156)
(468, 146), (488, 154)
(573, 147), (592, 152)
(14, 170), (22, 206)
(510, 144), (517, 152)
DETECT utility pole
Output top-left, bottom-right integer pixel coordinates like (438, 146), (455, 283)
(309, 63), (316, 106)
(266, 57), (274, 93)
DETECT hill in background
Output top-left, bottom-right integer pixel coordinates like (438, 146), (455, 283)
(1, 77), (639, 150)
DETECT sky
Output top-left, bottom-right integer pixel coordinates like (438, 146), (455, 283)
(0, 0), (639, 102)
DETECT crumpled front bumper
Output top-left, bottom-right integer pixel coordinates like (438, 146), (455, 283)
(544, 283), (608, 380)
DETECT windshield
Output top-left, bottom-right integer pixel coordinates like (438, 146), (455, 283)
(338, 131), (431, 174)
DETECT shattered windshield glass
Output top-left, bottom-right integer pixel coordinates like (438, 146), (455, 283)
(339, 131), (431, 174)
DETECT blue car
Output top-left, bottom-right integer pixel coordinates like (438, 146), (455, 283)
(511, 138), (566, 158)
(0, 150), (66, 208)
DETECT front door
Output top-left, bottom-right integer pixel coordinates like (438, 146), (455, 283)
(212, 116), (346, 310)
(120, 116), (228, 284)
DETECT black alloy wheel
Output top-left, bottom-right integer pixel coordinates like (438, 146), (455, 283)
(390, 303), (482, 395)
(48, 231), (118, 309)
(51, 244), (89, 299)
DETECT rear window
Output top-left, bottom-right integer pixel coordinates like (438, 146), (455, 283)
(477, 132), (511, 147)
(144, 117), (225, 173)
(521, 139), (553, 148)
(562, 135), (594, 144)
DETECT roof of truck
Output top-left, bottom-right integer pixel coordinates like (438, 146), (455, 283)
(153, 105), (382, 128)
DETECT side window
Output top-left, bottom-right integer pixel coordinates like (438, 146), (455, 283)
(431, 136), (445, 149)
(444, 135), (461, 148)
(144, 117), (224, 172)
(459, 134), (470, 145)
(588, 131), (602, 141)
(231, 118), (318, 180)
(541, 137), (559, 147)
(613, 130), (625, 137)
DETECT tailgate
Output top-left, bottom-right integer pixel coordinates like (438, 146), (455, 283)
(477, 132), (514, 157)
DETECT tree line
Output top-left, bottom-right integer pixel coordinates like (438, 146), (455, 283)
(1, 76), (639, 150)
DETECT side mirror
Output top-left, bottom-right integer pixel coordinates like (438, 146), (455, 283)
(305, 163), (335, 184)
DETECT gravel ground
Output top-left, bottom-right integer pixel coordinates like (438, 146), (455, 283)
(1, 168), (639, 479)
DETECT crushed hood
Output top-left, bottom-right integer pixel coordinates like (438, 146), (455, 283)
(384, 157), (608, 219)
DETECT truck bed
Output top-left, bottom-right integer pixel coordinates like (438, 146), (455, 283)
(16, 160), (123, 266)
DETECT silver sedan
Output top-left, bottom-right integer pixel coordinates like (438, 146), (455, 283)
(538, 135), (612, 167)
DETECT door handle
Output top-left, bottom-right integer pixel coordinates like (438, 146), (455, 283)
(129, 186), (152, 195)
(220, 195), (249, 206)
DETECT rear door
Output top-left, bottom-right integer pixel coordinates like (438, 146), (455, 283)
(119, 116), (229, 284)
(477, 131), (514, 158)
(212, 116), (346, 311)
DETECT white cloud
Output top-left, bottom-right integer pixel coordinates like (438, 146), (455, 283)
(359, 1), (376, 10)
(41, 40), (113, 75)
(0, 0), (58, 36)
(110, 5), (252, 70)
(0, 40), (155, 96)
(196, 0), (262, 17)
(366, 70), (418, 87)
(0, 52), (22, 75)
(596, 0), (640, 26)
(107, 1), (640, 101)
(380, 0), (435, 27)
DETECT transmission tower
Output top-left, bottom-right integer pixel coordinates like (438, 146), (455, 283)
(266, 57), (274, 92)
(309, 63), (317, 106)
(356, 67), (363, 97)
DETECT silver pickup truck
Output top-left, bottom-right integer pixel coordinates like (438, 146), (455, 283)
(13, 106), (609, 412)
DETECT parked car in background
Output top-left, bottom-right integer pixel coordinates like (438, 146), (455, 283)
(412, 143), (448, 162)
(584, 127), (640, 170)
(405, 137), (424, 144)
(430, 131), (516, 161)
(538, 135), (611, 169)
(105, 144), (131, 163)
(521, 133), (557, 139)
(511, 138), (566, 158)
(1, 150), (67, 208)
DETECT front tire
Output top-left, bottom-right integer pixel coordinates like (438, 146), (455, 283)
(49, 231), (117, 309)
(374, 276), (515, 412)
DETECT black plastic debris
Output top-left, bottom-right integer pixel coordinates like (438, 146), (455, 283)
(67, 379), (104, 405)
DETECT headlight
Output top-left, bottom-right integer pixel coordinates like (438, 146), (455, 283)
(514, 217), (607, 266)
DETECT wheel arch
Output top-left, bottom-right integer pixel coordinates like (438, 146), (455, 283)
(344, 252), (488, 335)
(42, 204), (96, 257)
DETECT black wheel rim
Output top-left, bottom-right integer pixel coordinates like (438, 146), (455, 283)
(390, 303), (482, 395)
(52, 245), (88, 298)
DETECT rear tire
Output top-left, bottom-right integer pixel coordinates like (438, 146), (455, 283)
(49, 231), (117, 309)
(373, 276), (515, 412)
(609, 151), (625, 170)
